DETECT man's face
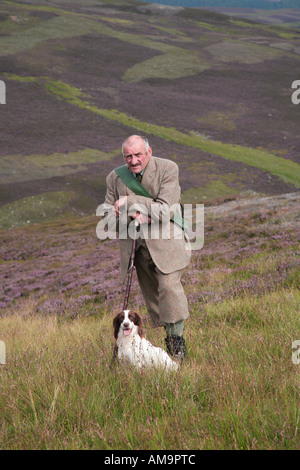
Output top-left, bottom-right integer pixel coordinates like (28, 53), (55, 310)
(123, 137), (152, 174)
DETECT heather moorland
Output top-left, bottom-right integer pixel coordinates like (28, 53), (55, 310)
(0, 0), (299, 450)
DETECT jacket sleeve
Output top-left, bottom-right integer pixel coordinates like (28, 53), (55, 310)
(104, 170), (118, 206)
(99, 169), (131, 232)
(96, 171), (118, 236)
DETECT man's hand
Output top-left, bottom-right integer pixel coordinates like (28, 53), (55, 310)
(113, 196), (128, 217)
(130, 211), (151, 225)
(114, 196), (150, 224)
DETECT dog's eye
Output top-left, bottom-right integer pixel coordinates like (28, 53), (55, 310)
(128, 314), (134, 321)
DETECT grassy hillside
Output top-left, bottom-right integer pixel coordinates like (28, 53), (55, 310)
(0, 192), (299, 449)
(0, 287), (299, 450)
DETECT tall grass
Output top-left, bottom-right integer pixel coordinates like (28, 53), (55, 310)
(0, 287), (299, 450)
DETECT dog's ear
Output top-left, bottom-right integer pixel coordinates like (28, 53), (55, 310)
(134, 312), (144, 338)
(113, 312), (123, 340)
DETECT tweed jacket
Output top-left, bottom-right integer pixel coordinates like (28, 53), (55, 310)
(103, 156), (191, 281)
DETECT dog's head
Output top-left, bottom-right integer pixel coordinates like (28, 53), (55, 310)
(113, 310), (144, 340)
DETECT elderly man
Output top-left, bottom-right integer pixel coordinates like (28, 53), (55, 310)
(102, 135), (191, 360)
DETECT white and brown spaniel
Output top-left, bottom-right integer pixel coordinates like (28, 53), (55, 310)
(113, 310), (179, 371)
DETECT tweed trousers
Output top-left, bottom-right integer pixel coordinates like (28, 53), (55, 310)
(134, 239), (189, 327)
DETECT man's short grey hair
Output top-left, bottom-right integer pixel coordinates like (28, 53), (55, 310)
(122, 135), (150, 155)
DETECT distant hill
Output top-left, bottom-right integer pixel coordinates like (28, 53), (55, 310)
(0, 0), (299, 229)
(140, 0), (300, 27)
(139, 0), (299, 10)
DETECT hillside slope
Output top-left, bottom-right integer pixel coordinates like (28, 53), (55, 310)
(0, 0), (299, 230)
(1, 191), (299, 311)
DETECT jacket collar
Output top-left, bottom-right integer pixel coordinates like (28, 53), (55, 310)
(140, 156), (156, 192)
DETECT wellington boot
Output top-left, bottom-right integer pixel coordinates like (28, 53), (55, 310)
(165, 334), (187, 362)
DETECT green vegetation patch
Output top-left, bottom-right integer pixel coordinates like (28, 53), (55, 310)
(0, 3), (198, 59)
(91, 111), (300, 189)
(0, 15), (95, 56)
(181, 180), (240, 204)
(26, 148), (119, 167)
(229, 18), (300, 40)
(196, 105), (248, 132)
(123, 49), (210, 82)
(148, 23), (193, 42)
(181, 181), (234, 204)
(6, 74), (300, 189)
(205, 40), (283, 64)
(0, 1), (212, 84)
(0, 148), (119, 184)
(0, 191), (75, 229)
(0, 9), (42, 35)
